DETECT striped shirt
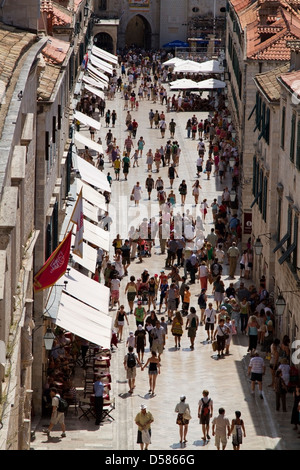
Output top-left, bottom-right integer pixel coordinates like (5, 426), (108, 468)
(249, 356), (265, 374)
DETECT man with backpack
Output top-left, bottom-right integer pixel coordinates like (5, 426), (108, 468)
(124, 345), (142, 394)
(211, 257), (223, 281)
(43, 387), (67, 438)
(198, 390), (213, 442)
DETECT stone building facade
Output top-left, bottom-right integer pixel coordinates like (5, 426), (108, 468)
(92, 0), (225, 52)
(0, 0), (95, 450)
(225, 0), (300, 249)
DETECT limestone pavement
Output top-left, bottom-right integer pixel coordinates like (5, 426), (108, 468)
(31, 71), (300, 451)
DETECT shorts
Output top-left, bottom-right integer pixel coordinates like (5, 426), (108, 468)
(151, 340), (164, 355)
(167, 299), (176, 311)
(197, 166), (202, 173)
(205, 322), (214, 331)
(188, 327), (197, 338)
(136, 343), (145, 353)
(199, 413), (210, 425)
(122, 257), (130, 266)
(50, 411), (65, 426)
(215, 434), (227, 449)
(240, 263), (245, 270)
(251, 372), (263, 382)
(127, 367), (137, 379)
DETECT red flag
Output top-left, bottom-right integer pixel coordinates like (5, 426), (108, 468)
(33, 229), (72, 292)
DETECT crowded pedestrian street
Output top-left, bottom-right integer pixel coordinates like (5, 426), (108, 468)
(31, 53), (300, 451)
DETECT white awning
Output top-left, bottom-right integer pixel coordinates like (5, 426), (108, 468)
(76, 154), (111, 193)
(87, 63), (109, 82)
(91, 45), (118, 65)
(73, 110), (101, 131)
(83, 199), (99, 223)
(71, 237), (97, 272)
(55, 291), (112, 349)
(63, 267), (110, 314)
(75, 218), (109, 252)
(82, 75), (107, 90)
(87, 69), (108, 89)
(74, 131), (104, 154)
(84, 83), (105, 100)
(77, 179), (108, 213)
(90, 54), (113, 74)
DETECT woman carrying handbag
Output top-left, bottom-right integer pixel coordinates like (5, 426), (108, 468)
(175, 395), (191, 446)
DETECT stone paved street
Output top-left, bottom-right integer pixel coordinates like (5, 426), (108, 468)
(31, 69), (300, 451)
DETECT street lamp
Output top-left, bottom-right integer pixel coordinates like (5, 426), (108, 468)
(229, 188), (236, 201)
(254, 237), (263, 256)
(275, 294), (286, 317)
(43, 327), (55, 351)
(253, 233), (271, 255)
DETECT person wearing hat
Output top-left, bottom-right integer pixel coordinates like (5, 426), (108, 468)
(126, 330), (136, 350)
(175, 395), (191, 446)
(135, 404), (154, 450)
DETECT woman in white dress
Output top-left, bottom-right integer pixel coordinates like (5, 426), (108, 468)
(132, 182), (143, 206)
(192, 180), (202, 205)
(146, 149), (154, 172)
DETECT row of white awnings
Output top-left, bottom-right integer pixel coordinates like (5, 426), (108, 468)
(74, 110), (101, 131)
(74, 131), (104, 154)
(91, 45), (118, 66)
(46, 268), (111, 349)
(75, 154), (111, 193)
(83, 83), (105, 100)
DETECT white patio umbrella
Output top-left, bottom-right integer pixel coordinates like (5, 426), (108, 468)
(197, 59), (224, 74)
(195, 78), (226, 89)
(170, 78), (200, 89)
(173, 60), (202, 74)
(163, 57), (185, 67)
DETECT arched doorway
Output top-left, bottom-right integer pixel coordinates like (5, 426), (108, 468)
(125, 15), (151, 50)
(94, 32), (114, 54)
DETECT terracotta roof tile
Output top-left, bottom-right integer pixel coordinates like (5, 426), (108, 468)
(42, 37), (70, 65)
(279, 69), (300, 95)
(254, 62), (290, 101)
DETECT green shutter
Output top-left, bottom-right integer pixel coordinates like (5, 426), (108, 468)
(290, 113), (296, 162)
(281, 106), (285, 149)
(262, 176), (268, 222)
(252, 156), (257, 196)
(292, 216), (298, 270)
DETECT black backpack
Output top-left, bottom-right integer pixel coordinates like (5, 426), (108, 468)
(57, 395), (69, 413)
(127, 353), (136, 368)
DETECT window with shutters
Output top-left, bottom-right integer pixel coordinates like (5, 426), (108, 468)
(262, 176), (268, 222)
(277, 198), (281, 243)
(296, 120), (300, 170)
(290, 113), (296, 162)
(258, 169), (263, 213)
(252, 156), (257, 196)
(292, 215), (298, 271)
(281, 106), (285, 149)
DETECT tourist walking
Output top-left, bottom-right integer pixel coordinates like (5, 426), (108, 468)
(145, 174), (155, 200)
(42, 387), (66, 438)
(175, 395), (191, 446)
(115, 305), (129, 342)
(198, 390), (213, 442)
(227, 242), (240, 278)
(142, 350), (161, 396)
(274, 369), (288, 412)
(248, 351), (265, 399)
(171, 310), (184, 349)
(213, 318), (229, 357)
(93, 375), (104, 426)
(204, 302), (216, 341)
(124, 345), (141, 394)
(131, 181), (142, 206)
(135, 404), (154, 450)
(135, 324), (147, 364)
(230, 411), (246, 450)
(212, 408), (231, 450)
(185, 306), (199, 350)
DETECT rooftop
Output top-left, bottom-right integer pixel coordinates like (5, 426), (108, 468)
(231, 0), (300, 61)
(254, 62), (290, 101)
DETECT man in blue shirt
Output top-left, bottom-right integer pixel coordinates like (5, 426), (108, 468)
(94, 375), (104, 425)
